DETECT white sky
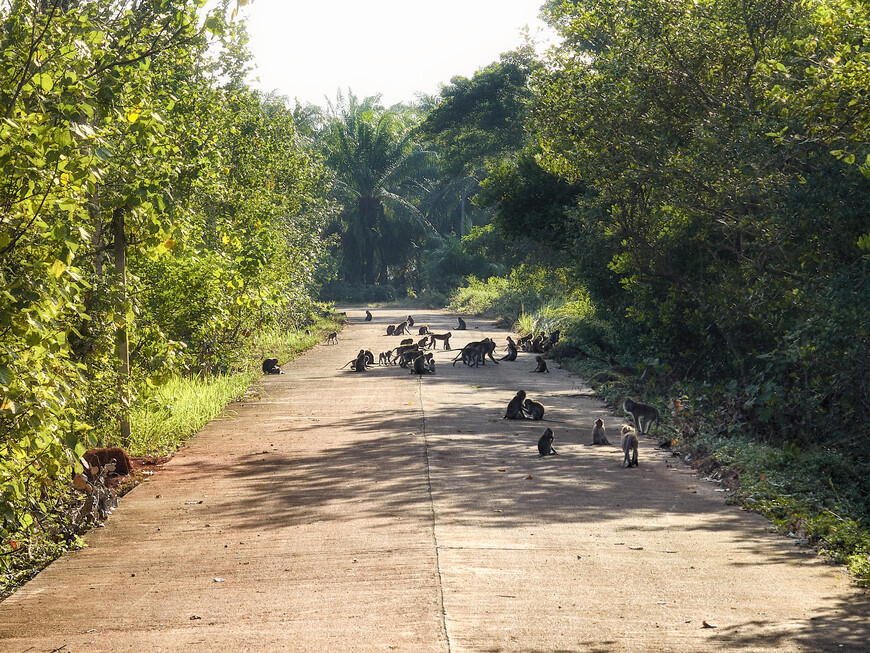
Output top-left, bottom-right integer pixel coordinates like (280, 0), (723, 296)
(240, 0), (550, 107)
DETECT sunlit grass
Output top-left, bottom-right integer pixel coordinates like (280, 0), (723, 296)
(128, 373), (257, 456)
(127, 317), (342, 457)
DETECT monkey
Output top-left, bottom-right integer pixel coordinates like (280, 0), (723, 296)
(365, 310), (373, 321)
(523, 398), (545, 420)
(504, 390), (527, 419)
(457, 316), (467, 330)
(451, 338), (499, 367)
(364, 350), (375, 367)
(499, 336), (518, 361)
(417, 336), (430, 349)
(411, 352), (435, 375)
(521, 334), (544, 353)
(479, 338), (499, 365)
(350, 349), (368, 372)
(305, 329), (311, 336)
(623, 398), (659, 435)
(452, 345), (478, 367)
(538, 330), (561, 352)
(406, 315), (415, 327)
(429, 332), (452, 350)
(400, 338), (414, 346)
(537, 428), (557, 456)
(393, 321), (408, 336)
(83, 447), (134, 478)
(386, 325), (396, 336)
(326, 332), (338, 345)
(530, 355), (549, 373)
(262, 358), (282, 375)
(418, 325), (429, 335)
(517, 333), (534, 349)
(378, 351), (391, 366)
(621, 425), (639, 467)
(397, 346), (422, 368)
(591, 418), (609, 445)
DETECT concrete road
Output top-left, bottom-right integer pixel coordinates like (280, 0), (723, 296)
(1, 308), (867, 652)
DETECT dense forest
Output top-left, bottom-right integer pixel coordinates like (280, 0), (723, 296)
(1, 0), (868, 592)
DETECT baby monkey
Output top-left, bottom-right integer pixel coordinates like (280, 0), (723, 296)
(537, 428), (557, 456)
(621, 425), (639, 467)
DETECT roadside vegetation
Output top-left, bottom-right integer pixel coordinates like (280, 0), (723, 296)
(2, 0), (869, 595)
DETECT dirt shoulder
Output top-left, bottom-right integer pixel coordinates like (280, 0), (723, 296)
(0, 308), (866, 652)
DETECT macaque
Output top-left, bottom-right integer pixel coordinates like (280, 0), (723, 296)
(523, 398), (545, 420)
(591, 418), (609, 445)
(621, 425), (639, 467)
(504, 390), (527, 419)
(530, 356), (549, 373)
(623, 398), (659, 434)
(537, 428), (557, 456)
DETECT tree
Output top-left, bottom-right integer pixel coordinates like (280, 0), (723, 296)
(532, 0), (870, 441)
(321, 92), (435, 287)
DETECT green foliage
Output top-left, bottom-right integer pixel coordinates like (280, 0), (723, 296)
(319, 92), (436, 288)
(528, 0), (870, 444)
(128, 372), (257, 457)
(0, 0), (331, 594)
(448, 265), (581, 323)
(420, 234), (500, 294)
(416, 47), (539, 176)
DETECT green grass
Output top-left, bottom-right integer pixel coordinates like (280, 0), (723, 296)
(128, 319), (340, 457)
(128, 372), (258, 456)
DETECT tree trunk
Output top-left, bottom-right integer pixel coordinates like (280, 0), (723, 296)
(112, 207), (131, 447)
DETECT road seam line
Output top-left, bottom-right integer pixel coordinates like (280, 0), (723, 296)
(417, 375), (453, 653)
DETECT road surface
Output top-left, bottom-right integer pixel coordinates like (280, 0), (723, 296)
(1, 308), (867, 652)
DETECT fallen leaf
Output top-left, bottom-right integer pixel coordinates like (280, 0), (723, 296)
(629, 546), (644, 550)
(702, 621), (718, 628)
(497, 468), (506, 472)
(525, 475), (533, 480)
(213, 577), (225, 583)
(190, 615), (202, 620)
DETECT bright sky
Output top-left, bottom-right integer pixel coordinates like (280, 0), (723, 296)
(241, 0), (550, 107)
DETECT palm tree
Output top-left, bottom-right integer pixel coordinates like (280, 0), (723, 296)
(321, 92), (436, 286)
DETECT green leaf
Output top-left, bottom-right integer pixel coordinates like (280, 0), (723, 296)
(33, 73), (54, 92)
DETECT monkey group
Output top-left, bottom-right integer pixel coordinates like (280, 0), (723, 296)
(503, 390), (545, 421)
(334, 313), (657, 469)
(500, 390), (657, 467)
